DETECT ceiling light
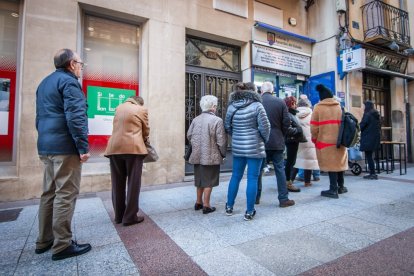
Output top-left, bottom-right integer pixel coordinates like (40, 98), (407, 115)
(87, 27), (94, 31)
(11, 13), (19, 18)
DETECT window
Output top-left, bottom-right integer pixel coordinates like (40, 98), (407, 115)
(82, 15), (139, 159)
(0, 0), (19, 163)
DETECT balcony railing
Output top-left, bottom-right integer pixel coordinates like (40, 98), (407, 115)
(361, 0), (411, 49)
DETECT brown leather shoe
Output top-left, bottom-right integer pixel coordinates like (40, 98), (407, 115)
(123, 216), (145, 226)
(279, 199), (295, 208)
(304, 182), (312, 187)
(287, 182), (301, 192)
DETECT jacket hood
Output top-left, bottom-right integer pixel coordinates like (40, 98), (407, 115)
(297, 106), (312, 119)
(229, 90), (262, 108)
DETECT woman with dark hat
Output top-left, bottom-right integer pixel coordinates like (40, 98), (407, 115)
(310, 84), (348, 198)
(360, 100), (381, 180)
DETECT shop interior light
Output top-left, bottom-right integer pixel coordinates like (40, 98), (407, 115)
(84, 47), (91, 51)
(11, 13), (19, 17)
(87, 27), (94, 31)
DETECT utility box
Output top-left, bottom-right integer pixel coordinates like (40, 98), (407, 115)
(336, 0), (347, 13)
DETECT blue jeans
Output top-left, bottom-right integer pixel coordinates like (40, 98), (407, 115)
(227, 156), (262, 214)
(266, 150), (289, 202)
(298, 169), (320, 178)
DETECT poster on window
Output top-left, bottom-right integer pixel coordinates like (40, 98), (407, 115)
(0, 78), (10, 135)
(87, 86), (135, 135)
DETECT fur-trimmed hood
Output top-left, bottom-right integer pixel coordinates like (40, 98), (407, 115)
(229, 90), (262, 108)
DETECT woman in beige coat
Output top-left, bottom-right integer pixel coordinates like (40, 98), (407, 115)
(187, 95), (227, 214)
(105, 96), (149, 226)
(310, 85), (348, 199)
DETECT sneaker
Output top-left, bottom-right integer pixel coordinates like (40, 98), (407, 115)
(279, 199), (295, 208)
(263, 167), (270, 174)
(225, 204), (233, 216)
(244, 210), (256, 221)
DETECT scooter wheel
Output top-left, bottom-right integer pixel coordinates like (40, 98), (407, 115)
(351, 163), (362, 175)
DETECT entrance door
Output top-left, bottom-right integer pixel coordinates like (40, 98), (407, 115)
(362, 72), (391, 140)
(185, 67), (240, 174)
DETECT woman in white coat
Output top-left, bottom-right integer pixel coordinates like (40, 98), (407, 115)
(291, 98), (319, 187)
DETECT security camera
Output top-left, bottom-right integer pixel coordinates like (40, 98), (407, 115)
(387, 41), (399, 51)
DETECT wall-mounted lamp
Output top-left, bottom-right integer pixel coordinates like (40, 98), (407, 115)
(288, 17), (297, 26)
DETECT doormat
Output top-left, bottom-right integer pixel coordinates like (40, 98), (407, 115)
(0, 208), (23, 223)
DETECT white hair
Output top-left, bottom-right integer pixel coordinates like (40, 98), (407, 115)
(200, 95), (218, 112)
(261, 81), (274, 93)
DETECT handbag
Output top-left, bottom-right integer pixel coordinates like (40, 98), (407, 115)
(184, 144), (192, 161)
(143, 142), (159, 163)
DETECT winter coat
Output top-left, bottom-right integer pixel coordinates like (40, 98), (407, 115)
(294, 106), (319, 170)
(310, 98), (348, 172)
(261, 92), (290, 150)
(187, 112), (227, 165)
(105, 98), (149, 156)
(359, 110), (381, 152)
(224, 90), (270, 159)
(285, 108), (305, 144)
(36, 69), (89, 155)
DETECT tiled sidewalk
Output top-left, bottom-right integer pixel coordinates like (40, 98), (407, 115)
(1, 168), (414, 275)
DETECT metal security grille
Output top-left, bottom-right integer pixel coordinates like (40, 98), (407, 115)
(362, 72), (391, 140)
(185, 68), (240, 174)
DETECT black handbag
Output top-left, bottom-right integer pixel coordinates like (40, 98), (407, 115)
(184, 144), (192, 161)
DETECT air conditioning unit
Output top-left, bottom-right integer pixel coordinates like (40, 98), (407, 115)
(336, 0), (347, 13)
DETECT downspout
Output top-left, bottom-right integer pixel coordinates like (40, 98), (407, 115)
(400, 0), (412, 162)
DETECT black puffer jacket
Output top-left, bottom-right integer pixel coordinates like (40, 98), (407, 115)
(360, 101), (381, 152)
(285, 108), (304, 144)
(224, 90), (270, 158)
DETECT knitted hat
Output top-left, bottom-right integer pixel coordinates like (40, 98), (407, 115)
(316, 84), (333, 100)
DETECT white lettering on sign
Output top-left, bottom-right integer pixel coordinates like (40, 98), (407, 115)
(252, 44), (311, 75)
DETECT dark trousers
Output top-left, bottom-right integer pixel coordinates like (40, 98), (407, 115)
(328, 171), (345, 191)
(292, 168), (312, 183)
(365, 151), (376, 174)
(285, 143), (299, 181)
(109, 154), (144, 224)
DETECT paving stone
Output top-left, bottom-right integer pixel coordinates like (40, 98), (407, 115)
(327, 216), (401, 241)
(236, 234), (323, 275)
(0, 249), (21, 265)
(77, 242), (138, 275)
(193, 246), (274, 276)
(14, 256), (77, 276)
(0, 237), (27, 253)
(0, 263), (16, 276)
(167, 225), (230, 257)
(74, 222), (121, 248)
(210, 221), (267, 246)
(301, 221), (376, 251)
(351, 208), (414, 231)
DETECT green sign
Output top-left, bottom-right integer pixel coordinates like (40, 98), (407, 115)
(87, 86), (135, 118)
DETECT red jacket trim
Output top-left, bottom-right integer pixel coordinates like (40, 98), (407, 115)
(310, 120), (341, 126)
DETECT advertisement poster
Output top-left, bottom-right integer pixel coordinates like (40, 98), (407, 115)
(0, 78), (10, 135)
(87, 86), (135, 135)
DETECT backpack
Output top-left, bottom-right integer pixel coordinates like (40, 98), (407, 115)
(336, 107), (360, 148)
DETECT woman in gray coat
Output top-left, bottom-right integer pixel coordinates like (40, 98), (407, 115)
(187, 95), (227, 214)
(224, 82), (270, 221)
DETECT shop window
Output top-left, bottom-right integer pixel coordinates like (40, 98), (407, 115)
(0, 1), (19, 163)
(83, 15), (139, 160)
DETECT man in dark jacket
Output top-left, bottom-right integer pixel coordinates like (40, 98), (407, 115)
(260, 81), (296, 207)
(35, 49), (91, 261)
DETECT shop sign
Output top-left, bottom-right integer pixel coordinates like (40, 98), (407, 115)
(365, 49), (408, 74)
(252, 44), (310, 75)
(253, 29), (312, 55)
(342, 48), (366, 72)
(87, 86), (136, 135)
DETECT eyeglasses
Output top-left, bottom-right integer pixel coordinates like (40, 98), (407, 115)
(73, 60), (85, 68)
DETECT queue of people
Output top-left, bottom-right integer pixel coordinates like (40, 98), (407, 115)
(34, 49), (380, 261)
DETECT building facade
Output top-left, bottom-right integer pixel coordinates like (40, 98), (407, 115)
(0, 0), (412, 201)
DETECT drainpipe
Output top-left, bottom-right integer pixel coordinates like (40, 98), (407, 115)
(400, 0), (412, 162)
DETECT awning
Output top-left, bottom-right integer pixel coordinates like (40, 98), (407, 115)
(363, 66), (414, 81)
(254, 22), (316, 44)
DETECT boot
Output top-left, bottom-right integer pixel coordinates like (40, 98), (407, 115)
(338, 182), (348, 194)
(321, 183), (338, 199)
(287, 180), (301, 192)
